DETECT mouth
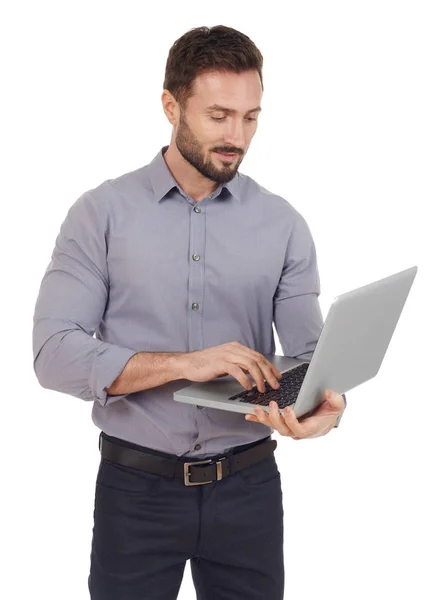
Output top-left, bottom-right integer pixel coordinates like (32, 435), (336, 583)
(214, 151), (238, 161)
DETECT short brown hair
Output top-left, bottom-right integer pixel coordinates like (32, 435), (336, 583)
(163, 25), (264, 110)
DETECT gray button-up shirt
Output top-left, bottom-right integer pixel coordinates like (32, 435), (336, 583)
(32, 145), (346, 457)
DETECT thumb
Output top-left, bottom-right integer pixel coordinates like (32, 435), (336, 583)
(324, 389), (342, 409)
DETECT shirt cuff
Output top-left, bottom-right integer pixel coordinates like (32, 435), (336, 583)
(89, 344), (138, 407)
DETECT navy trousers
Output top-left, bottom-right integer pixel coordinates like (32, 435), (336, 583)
(88, 433), (285, 599)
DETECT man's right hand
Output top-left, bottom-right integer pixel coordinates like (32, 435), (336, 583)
(178, 341), (283, 394)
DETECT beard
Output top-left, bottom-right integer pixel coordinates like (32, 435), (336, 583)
(174, 111), (243, 184)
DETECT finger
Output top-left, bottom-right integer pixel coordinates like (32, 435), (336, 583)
(283, 406), (307, 437)
(233, 352), (280, 392)
(248, 349), (283, 379)
(233, 343), (282, 380)
(230, 355), (265, 392)
(260, 361), (281, 389)
(268, 402), (299, 435)
(256, 404), (296, 437)
(285, 410), (328, 439)
(325, 389), (345, 411)
(241, 358), (267, 393)
(245, 414), (260, 423)
(253, 406), (270, 423)
(246, 409), (299, 439)
(226, 364), (254, 391)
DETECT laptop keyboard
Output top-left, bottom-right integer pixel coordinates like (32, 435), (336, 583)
(228, 362), (310, 409)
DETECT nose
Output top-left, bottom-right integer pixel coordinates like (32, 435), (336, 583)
(222, 120), (246, 152)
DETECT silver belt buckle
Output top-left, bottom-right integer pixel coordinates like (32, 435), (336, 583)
(183, 457), (226, 486)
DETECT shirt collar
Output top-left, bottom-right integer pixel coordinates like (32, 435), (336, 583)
(149, 145), (241, 204)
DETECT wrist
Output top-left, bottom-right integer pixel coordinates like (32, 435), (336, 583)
(168, 352), (188, 380)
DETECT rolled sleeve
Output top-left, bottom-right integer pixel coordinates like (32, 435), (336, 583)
(90, 344), (138, 406)
(32, 190), (138, 407)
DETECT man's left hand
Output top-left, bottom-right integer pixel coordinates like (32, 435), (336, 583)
(245, 389), (345, 439)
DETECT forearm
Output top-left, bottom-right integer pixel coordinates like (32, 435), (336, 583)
(33, 320), (138, 406)
(106, 351), (186, 395)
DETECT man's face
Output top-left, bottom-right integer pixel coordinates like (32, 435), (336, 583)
(173, 70), (262, 184)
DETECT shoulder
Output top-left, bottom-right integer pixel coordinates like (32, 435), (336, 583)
(78, 164), (152, 217)
(239, 171), (307, 229)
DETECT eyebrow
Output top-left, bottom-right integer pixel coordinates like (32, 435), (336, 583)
(205, 104), (262, 115)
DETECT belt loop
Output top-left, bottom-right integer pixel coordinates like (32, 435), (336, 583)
(225, 446), (238, 476)
(168, 454), (180, 482)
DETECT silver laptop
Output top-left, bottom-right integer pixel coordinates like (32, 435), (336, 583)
(174, 266), (418, 421)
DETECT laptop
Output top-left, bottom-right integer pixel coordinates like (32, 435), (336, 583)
(174, 266), (418, 421)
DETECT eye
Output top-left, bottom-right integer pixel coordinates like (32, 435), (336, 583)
(211, 116), (257, 122)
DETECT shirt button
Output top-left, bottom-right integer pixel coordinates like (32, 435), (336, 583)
(194, 206), (201, 213)
(192, 303), (199, 310)
(197, 405), (203, 410)
(194, 444), (201, 451)
(192, 254), (200, 261)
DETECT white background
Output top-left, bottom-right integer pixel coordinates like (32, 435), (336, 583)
(2, 1), (432, 599)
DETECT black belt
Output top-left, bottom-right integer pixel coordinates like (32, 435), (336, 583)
(99, 434), (277, 486)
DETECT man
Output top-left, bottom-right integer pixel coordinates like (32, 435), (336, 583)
(33, 24), (346, 600)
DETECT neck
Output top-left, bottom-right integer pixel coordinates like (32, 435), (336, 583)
(163, 144), (218, 202)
